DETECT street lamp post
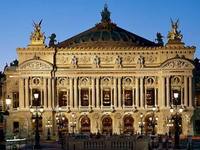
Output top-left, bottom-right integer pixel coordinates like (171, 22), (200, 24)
(0, 96), (11, 150)
(170, 92), (183, 149)
(149, 107), (158, 135)
(30, 93), (44, 149)
(138, 113), (145, 135)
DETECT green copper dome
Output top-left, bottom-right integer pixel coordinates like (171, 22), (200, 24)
(57, 5), (157, 48)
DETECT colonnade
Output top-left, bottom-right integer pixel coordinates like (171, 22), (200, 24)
(18, 75), (193, 110)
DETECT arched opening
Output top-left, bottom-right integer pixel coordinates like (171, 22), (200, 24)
(144, 114), (158, 135)
(102, 116), (112, 134)
(57, 115), (68, 135)
(123, 115), (134, 134)
(80, 116), (90, 133)
(169, 115), (182, 136)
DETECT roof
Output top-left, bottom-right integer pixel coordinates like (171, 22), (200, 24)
(57, 5), (158, 48)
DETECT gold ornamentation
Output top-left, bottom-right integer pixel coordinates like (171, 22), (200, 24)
(30, 20), (45, 45)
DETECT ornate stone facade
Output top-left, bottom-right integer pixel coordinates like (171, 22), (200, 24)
(1, 6), (197, 139)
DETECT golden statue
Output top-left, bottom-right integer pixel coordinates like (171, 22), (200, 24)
(167, 19), (183, 42)
(30, 20), (45, 45)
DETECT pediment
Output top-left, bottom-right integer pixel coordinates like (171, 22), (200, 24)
(19, 59), (53, 71)
(161, 58), (194, 70)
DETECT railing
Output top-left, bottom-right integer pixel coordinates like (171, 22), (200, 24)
(6, 138), (27, 150)
(63, 135), (149, 150)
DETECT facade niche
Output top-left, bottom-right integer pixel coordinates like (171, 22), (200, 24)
(12, 92), (19, 108)
(103, 89), (111, 106)
(81, 88), (89, 106)
(124, 90), (133, 106)
(58, 90), (68, 107)
(146, 88), (155, 106)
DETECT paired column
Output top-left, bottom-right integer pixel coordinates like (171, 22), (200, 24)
(48, 78), (52, 108)
(74, 77), (78, 109)
(166, 76), (170, 107)
(43, 78), (47, 108)
(25, 77), (29, 108)
(19, 78), (25, 108)
(118, 77), (122, 108)
(92, 77), (95, 108)
(135, 77), (139, 107)
(113, 77), (117, 108)
(184, 76), (188, 106)
(69, 77), (74, 108)
(189, 76), (192, 107)
(96, 77), (100, 108)
(161, 76), (165, 108)
(140, 77), (144, 108)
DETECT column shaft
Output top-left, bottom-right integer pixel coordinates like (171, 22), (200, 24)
(70, 77), (74, 108)
(48, 78), (52, 108)
(118, 77), (122, 108)
(189, 76), (192, 107)
(92, 78), (95, 108)
(166, 76), (170, 107)
(96, 77), (100, 108)
(19, 78), (25, 108)
(25, 78), (29, 108)
(140, 77), (144, 108)
(184, 76), (188, 106)
(74, 77), (78, 109)
(135, 77), (139, 107)
(44, 78), (47, 108)
(114, 77), (117, 108)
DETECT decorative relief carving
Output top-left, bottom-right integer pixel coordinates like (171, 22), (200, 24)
(162, 59), (193, 69)
(101, 56), (113, 63)
(123, 56), (134, 64)
(101, 77), (112, 86)
(19, 60), (52, 70)
(57, 77), (69, 86)
(79, 77), (91, 86)
(146, 55), (157, 63)
(122, 77), (134, 86)
(79, 56), (91, 64)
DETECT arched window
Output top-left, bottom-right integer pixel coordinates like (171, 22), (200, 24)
(58, 90), (68, 107)
(123, 115), (134, 134)
(80, 116), (90, 133)
(102, 116), (112, 134)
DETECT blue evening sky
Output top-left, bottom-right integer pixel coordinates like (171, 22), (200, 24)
(0, 0), (200, 71)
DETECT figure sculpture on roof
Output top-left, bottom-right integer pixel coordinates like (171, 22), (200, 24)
(49, 33), (57, 47)
(101, 4), (111, 23)
(167, 19), (183, 42)
(155, 32), (164, 46)
(30, 20), (45, 45)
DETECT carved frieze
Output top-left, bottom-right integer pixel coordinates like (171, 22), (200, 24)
(161, 59), (194, 69)
(19, 59), (53, 71)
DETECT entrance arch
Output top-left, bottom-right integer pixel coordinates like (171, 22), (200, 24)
(123, 115), (134, 134)
(57, 115), (68, 134)
(102, 116), (112, 134)
(169, 115), (182, 135)
(144, 114), (157, 135)
(80, 116), (90, 133)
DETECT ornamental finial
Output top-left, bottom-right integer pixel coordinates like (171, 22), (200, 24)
(30, 19), (46, 46)
(101, 3), (111, 23)
(167, 19), (183, 42)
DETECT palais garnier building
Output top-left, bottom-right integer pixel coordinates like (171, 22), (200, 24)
(1, 5), (200, 138)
